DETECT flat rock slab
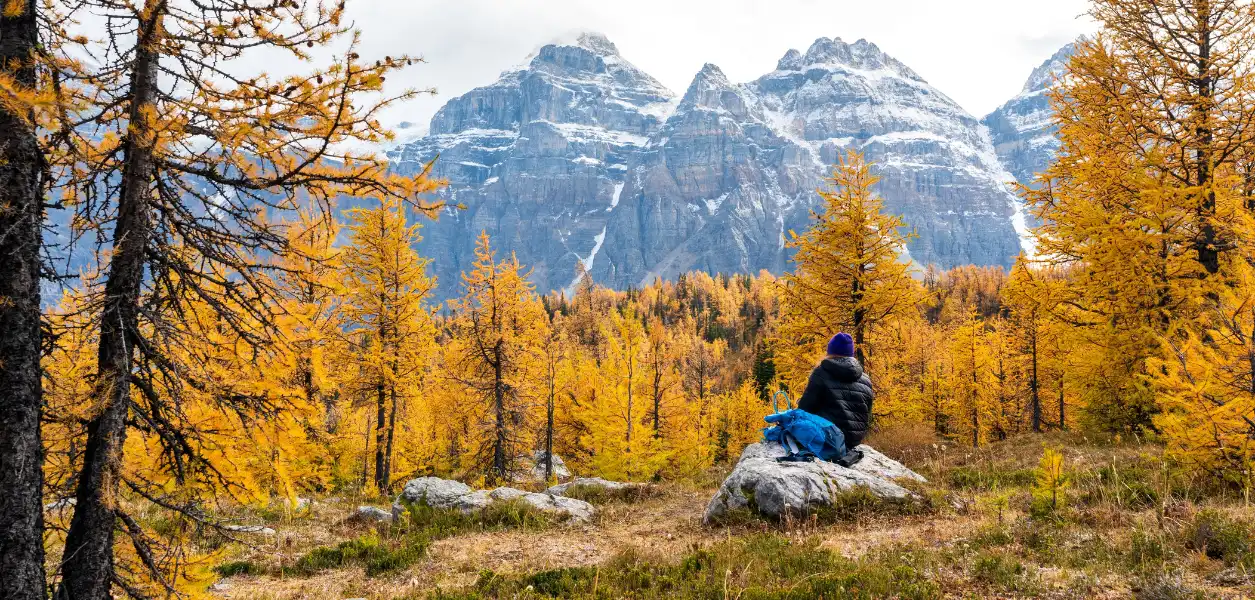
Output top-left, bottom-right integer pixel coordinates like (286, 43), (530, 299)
(393, 477), (595, 522)
(546, 477), (638, 496)
(222, 524), (277, 536)
(704, 443), (926, 523)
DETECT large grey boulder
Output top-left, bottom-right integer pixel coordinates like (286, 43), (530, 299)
(392, 477), (595, 522)
(704, 443), (926, 523)
(522, 450), (572, 482)
(397, 477), (475, 509)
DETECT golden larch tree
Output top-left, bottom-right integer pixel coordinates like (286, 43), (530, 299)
(445, 233), (547, 483)
(777, 150), (924, 391)
(340, 195), (437, 493)
(49, 0), (442, 595)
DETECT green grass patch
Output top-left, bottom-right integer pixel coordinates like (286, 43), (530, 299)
(947, 465), (1037, 491)
(1128, 527), (1175, 573)
(213, 559), (265, 577)
(557, 483), (659, 505)
(286, 533), (430, 577)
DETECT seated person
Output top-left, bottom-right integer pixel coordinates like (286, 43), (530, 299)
(797, 332), (874, 452)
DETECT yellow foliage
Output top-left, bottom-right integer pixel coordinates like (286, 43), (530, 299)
(1150, 259), (1255, 483)
(777, 150), (924, 404)
(1032, 448), (1069, 515)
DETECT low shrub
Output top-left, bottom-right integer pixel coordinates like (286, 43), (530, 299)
(1184, 510), (1254, 568)
(213, 559), (264, 577)
(972, 551), (1034, 592)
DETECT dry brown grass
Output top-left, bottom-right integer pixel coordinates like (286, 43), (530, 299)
(202, 433), (1255, 599)
(213, 486), (722, 599)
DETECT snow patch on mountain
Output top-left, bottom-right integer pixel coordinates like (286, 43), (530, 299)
(608, 182), (625, 212)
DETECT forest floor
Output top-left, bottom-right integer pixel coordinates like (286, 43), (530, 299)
(199, 432), (1255, 599)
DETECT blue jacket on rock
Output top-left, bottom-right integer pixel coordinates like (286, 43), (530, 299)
(763, 409), (847, 462)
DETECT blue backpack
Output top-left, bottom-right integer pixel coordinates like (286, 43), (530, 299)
(762, 391), (847, 462)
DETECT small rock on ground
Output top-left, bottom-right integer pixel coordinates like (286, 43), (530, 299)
(352, 505), (394, 523)
(520, 450), (572, 482)
(222, 524), (277, 535)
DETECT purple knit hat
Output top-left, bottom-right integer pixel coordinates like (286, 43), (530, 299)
(827, 332), (854, 357)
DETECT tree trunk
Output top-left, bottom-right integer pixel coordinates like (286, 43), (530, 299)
(625, 353), (634, 445)
(1243, 160), (1254, 214)
(373, 379), (386, 492)
(652, 364), (663, 439)
(970, 342), (980, 448)
(0, 1), (48, 597)
(492, 342), (508, 483)
(1030, 326), (1041, 433)
(852, 269), (866, 365)
(324, 390), (340, 434)
(1193, 7), (1220, 275)
(58, 5), (164, 598)
(1058, 373), (1066, 431)
(383, 382), (398, 490)
(545, 378), (555, 481)
(361, 415), (371, 488)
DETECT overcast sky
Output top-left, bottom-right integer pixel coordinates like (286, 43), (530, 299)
(340, 0), (1096, 133)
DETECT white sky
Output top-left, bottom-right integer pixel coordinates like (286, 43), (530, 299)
(339, 0), (1096, 132)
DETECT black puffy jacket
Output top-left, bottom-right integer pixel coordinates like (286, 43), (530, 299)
(796, 356), (874, 447)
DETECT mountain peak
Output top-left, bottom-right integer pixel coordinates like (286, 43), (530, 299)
(774, 36), (922, 81)
(546, 31), (620, 57)
(696, 63), (730, 83)
(1021, 41), (1078, 93)
(776, 48), (803, 71)
(679, 63), (738, 109)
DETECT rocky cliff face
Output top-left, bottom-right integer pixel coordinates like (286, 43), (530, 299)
(387, 32), (675, 296)
(390, 33), (1035, 298)
(982, 43), (1076, 190)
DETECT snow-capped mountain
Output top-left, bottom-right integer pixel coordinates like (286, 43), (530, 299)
(982, 42), (1077, 189)
(390, 33), (1037, 298)
(387, 32), (674, 296)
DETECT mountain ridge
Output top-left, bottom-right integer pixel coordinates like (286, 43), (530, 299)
(389, 33), (1067, 299)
